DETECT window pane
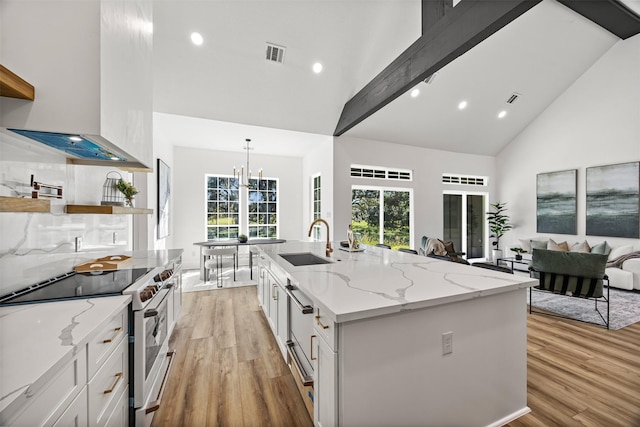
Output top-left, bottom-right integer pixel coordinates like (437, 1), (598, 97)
(352, 189), (380, 246)
(207, 176), (218, 188)
(207, 227), (217, 240)
(467, 195), (485, 258)
(383, 190), (410, 248)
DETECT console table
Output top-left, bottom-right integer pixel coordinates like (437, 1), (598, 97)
(497, 257), (530, 273)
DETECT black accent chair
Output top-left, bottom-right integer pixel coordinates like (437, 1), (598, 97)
(529, 249), (610, 329)
(375, 243), (391, 249)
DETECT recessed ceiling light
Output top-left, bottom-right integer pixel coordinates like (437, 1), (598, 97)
(458, 100), (467, 110)
(498, 110), (507, 119)
(313, 62), (323, 73)
(191, 32), (203, 46)
(410, 88), (420, 98)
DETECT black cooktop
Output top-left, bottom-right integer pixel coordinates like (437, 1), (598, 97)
(0, 268), (151, 306)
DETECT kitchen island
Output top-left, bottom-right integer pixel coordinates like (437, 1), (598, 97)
(256, 241), (536, 427)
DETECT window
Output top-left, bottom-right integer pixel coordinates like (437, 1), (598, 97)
(206, 176), (239, 239)
(248, 178), (278, 238)
(312, 175), (321, 240)
(443, 191), (487, 260)
(351, 164), (412, 181)
(352, 186), (412, 249)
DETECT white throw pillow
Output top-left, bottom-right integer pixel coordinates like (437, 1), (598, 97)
(608, 244), (635, 261)
(518, 238), (533, 253)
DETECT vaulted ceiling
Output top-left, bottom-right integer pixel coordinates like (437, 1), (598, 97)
(152, 0), (640, 157)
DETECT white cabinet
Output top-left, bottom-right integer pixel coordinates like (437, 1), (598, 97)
(266, 270), (289, 358)
(5, 304), (129, 427)
(313, 327), (337, 427)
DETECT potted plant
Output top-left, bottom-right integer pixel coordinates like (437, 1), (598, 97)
(116, 179), (138, 207)
(510, 247), (526, 261)
(238, 234), (248, 243)
(487, 202), (512, 261)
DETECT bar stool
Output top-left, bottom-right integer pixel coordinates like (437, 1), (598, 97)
(203, 247), (236, 288)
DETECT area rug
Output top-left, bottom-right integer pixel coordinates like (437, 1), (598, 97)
(527, 287), (640, 330)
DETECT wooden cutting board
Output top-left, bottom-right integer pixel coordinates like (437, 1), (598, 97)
(74, 255), (132, 272)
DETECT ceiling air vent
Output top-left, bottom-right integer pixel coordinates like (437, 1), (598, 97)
(266, 43), (286, 64)
(506, 92), (521, 104)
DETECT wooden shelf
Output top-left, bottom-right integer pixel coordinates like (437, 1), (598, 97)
(65, 205), (153, 215)
(0, 65), (35, 100)
(0, 196), (50, 212)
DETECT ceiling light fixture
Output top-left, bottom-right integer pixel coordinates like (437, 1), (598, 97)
(313, 62), (323, 73)
(233, 139), (263, 188)
(458, 101), (467, 110)
(190, 32), (203, 46)
(498, 110), (507, 119)
(410, 88), (420, 98)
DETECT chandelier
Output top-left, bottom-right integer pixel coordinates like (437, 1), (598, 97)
(233, 138), (263, 188)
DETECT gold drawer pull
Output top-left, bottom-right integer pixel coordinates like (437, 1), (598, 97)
(315, 316), (329, 330)
(310, 335), (317, 361)
(102, 327), (122, 343)
(103, 372), (123, 394)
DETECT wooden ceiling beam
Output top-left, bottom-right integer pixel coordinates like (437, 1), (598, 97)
(333, 0), (542, 137)
(557, 0), (640, 39)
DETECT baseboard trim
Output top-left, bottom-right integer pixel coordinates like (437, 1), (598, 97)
(486, 406), (531, 427)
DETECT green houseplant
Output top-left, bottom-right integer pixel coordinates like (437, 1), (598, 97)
(487, 202), (512, 261)
(510, 247), (526, 260)
(116, 179), (138, 207)
(238, 233), (248, 243)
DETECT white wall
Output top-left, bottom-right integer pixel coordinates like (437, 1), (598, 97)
(173, 146), (304, 269)
(497, 34), (640, 250)
(333, 136), (497, 250)
(301, 139), (334, 240)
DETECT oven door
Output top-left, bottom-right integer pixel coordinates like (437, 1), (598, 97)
(133, 288), (171, 409)
(286, 284), (314, 385)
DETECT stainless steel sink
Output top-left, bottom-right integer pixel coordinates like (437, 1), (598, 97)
(279, 252), (333, 266)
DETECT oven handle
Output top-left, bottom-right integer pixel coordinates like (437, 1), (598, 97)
(286, 340), (313, 386)
(145, 350), (177, 414)
(285, 284), (313, 314)
(143, 309), (158, 318)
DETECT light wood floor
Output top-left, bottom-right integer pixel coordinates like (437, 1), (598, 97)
(153, 286), (640, 427)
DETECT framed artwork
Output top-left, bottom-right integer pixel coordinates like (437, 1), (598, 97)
(586, 161), (639, 238)
(536, 169), (577, 234)
(157, 158), (170, 238)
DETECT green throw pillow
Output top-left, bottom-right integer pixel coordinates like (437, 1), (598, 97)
(530, 240), (548, 250)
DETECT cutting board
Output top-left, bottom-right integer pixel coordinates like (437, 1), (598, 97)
(74, 255), (132, 272)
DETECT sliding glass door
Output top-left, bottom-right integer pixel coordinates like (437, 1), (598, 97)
(352, 186), (412, 249)
(443, 191), (487, 260)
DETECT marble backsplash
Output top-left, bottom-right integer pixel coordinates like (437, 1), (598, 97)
(0, 145), (134, 295)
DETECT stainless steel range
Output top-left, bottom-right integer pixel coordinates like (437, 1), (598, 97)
(0, 256), (182, 427)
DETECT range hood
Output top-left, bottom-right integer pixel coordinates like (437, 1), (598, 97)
(5, 128), (151, 171)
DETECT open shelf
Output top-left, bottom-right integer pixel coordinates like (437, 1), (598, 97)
(0, 196), (50, 212)
(65, 205), (153, 215)
(0, 65), (35, 100)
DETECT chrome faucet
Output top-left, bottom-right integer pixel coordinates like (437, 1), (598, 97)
(308, 218), (333, 257)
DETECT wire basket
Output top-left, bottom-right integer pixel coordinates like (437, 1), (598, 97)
(101, 171), (125, 206)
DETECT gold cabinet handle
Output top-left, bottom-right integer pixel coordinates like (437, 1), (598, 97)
(310, 335), (317, 361)
(102, 327), (122, 343)
(315, 316), (329, 330)
(103, 372), (123, 394)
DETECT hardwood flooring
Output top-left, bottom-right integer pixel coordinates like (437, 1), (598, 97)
(151, 286), (312, 427)
(153, 286), (640, 427)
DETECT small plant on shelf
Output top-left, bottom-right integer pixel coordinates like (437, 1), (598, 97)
(238, 234), (248, 243)
(116, 179), (138, 207)
(510, 247), (527, 260)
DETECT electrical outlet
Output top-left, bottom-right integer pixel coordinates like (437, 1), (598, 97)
(74, 236), (83, 252)
(442, 331), (453, 355)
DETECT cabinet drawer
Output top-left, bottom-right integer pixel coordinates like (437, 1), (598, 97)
(87, 307), (127, 379)
(314, 307), (338, 352)
(88, 336), (128, 427)
(103, 386), (128, 427)
(52, 386), (88, 427)
(7, 347), (87, 427)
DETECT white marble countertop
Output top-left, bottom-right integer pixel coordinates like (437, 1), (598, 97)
(258, 241), (537, 323)
(0, 295), (131, 419)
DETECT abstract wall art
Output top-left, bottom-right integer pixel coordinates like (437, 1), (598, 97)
(586, 161), (639, 238)
(536, 169), (577, 234)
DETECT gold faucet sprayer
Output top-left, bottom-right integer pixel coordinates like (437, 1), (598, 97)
(308, 218), (333, 257)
